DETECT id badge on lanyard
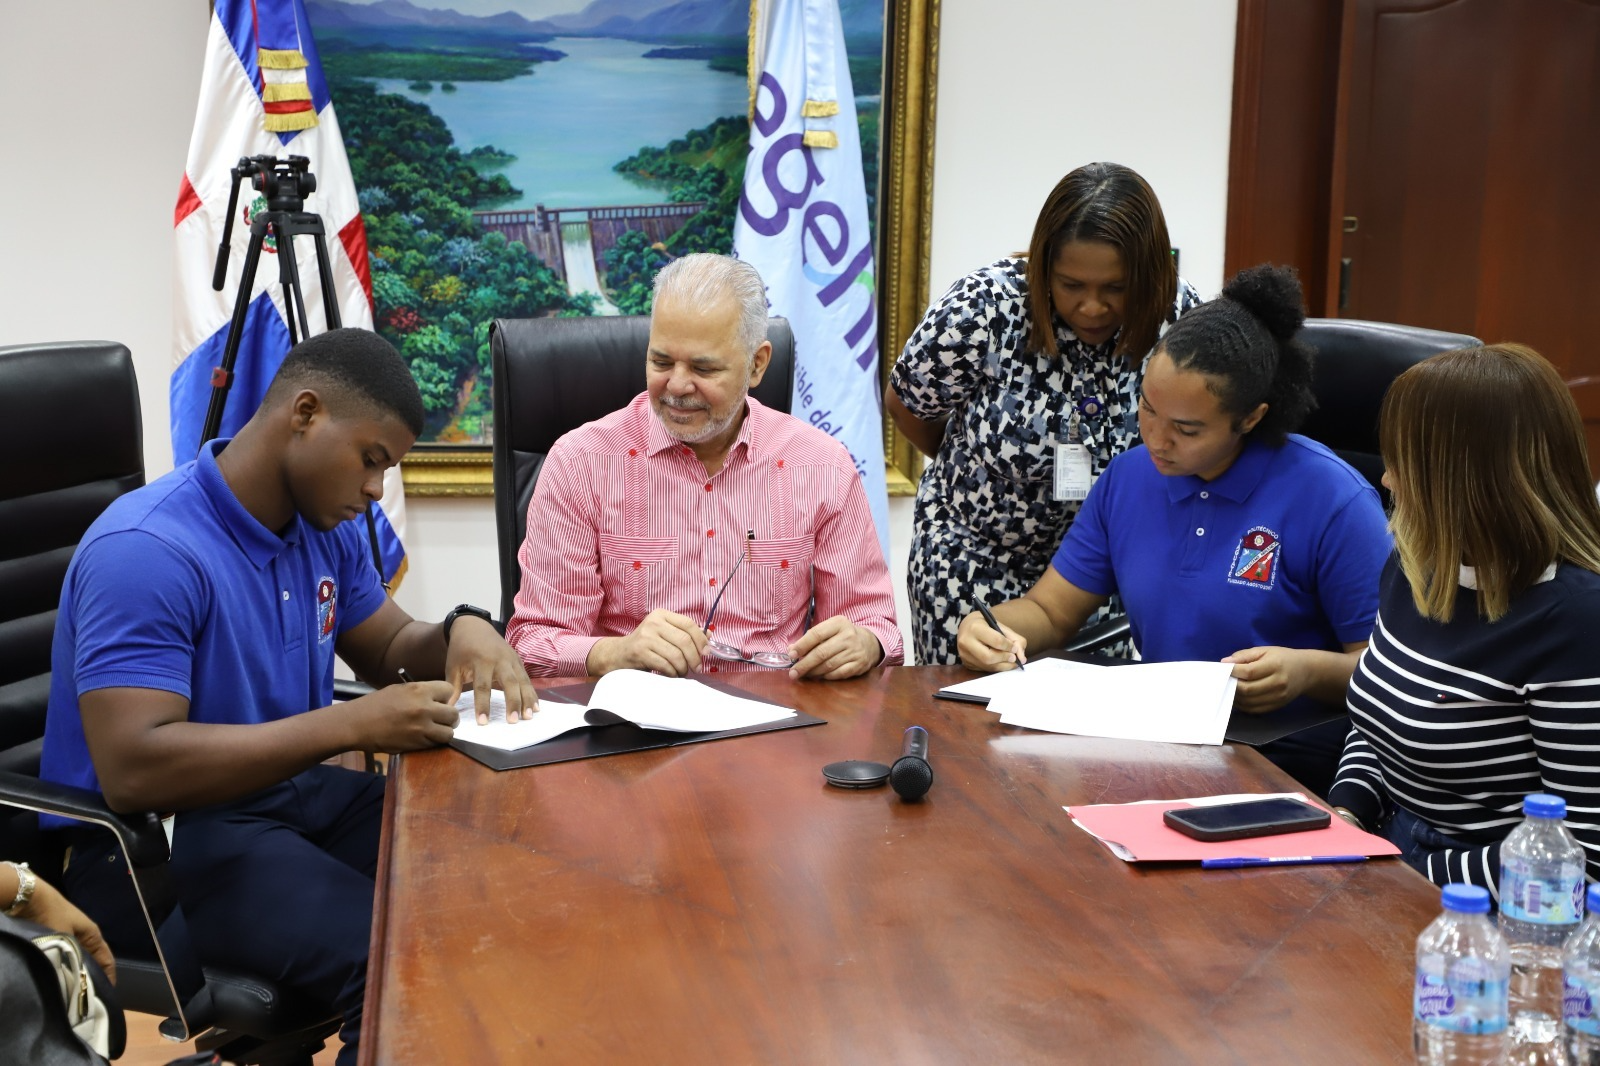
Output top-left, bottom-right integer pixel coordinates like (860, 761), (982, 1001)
(1054, 413), (1093, 503)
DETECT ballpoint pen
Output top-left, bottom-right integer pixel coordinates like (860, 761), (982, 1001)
(1200, 855), (1368, 870)
(975, 602), (1025, 671)
(397, 668), (416, 684)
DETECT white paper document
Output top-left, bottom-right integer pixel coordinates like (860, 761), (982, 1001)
(938, 656), (1113, 705)
(986, 660), (1238, 746)
(452, 670), (797, 752)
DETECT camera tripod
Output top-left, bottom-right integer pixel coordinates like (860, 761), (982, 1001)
(206, 154), (385, 578)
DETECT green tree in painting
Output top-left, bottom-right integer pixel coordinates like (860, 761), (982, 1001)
(606, 104), (879, 316)
(607, 115), (752, 313)
(333, 78), (579, 441)
(602, 231), (671, 316)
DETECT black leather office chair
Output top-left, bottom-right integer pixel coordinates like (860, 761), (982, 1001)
(0, 342), (339, 1065)
(1064, 316), (1479, 654)
(488, 315), (796, 622)
(1298, 317), (1479, 500)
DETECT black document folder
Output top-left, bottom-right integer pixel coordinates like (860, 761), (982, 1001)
(449, 677), (826, 771)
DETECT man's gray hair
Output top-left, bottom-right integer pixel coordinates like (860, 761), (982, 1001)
(652, 253), (769, 357)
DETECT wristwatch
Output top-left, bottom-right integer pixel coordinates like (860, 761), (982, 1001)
(441, 603), (494, 646)
(4, 860), (36, 917)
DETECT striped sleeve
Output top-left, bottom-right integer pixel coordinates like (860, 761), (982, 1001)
(1334, 568), (1600, 893)
(809, 451), (904, 665)
(1330, 721), (1388, 828)
(1526, 661), (1600, 888)
(506, 440), (608, 676)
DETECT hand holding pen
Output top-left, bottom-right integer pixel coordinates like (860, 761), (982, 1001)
(975, 603), (1026, 672)
(340, 668), (458, 751)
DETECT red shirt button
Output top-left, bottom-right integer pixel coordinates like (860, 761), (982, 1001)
(628, 448), (637, 457)
(707, 529), (715, 537)
(777, 459), (784, 468)
(708, 623), (716, 632)
(704, 483), (713, 492)
(632, 561), (642, 570)
(709, 577), (717, 586)
(709, 666), (720, 673)
(780, 560), (789, 569)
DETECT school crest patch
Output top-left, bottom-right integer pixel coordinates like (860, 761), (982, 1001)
(1228, 527), (1280, 590)
(317, 577), (337, 642)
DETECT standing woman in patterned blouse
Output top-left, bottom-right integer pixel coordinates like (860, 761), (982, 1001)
(886, 162), (1199, 664)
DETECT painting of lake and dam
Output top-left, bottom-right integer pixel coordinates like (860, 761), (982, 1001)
(308, 0), (885, 444)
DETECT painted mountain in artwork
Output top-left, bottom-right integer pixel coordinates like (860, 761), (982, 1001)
(308, 0), (882, 43)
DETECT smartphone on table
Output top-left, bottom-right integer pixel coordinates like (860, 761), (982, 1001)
(1162, 797), (1332, 842)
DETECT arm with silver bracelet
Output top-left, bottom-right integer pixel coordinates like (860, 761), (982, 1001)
(2, 859), (36, 916)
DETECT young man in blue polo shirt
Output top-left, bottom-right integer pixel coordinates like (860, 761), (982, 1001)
(40, 328), (537, 1066)
(956, 265), (1392, 797)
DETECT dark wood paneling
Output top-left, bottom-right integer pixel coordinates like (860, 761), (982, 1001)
(1330, 0), (1600, 467)
(364, 666), (1436, 1064)
(1225, 0), (1344, 310)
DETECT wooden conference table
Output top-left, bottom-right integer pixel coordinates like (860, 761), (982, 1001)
(361, 664), (1437, 1064)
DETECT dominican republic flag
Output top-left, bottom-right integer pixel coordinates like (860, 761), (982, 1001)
(734, 0), (891, 563)
(172, 0), (407, 585)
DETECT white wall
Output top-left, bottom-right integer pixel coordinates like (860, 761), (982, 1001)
(0, 4), (207, 482)
(0, 1), (1238, 657)
(929, 0), (1238, 303)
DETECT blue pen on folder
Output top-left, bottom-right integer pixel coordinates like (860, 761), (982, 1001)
(1201, 855), (1368, 870)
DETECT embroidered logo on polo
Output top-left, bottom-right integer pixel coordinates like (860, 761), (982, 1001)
(1228, 527), (1280, 590)
(317, 577), (337, 642)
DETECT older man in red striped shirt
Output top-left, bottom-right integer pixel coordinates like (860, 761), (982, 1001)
(507, 253), (904, 680)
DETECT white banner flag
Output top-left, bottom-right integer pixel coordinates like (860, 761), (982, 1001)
(734, 0), (890, 563)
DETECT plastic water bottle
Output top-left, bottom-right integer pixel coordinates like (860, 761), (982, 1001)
(1501, 794), (1586, 1062)
(1416, 883), (1511, 1064)
(1565, 885), (1600, 1064)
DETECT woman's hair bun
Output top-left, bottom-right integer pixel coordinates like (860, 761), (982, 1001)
(1221, 263), (1305, 341)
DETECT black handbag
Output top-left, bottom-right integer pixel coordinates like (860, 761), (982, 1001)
(0, 911), (125, 1064)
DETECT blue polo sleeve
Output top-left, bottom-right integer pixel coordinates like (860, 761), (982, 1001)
(1312, 485), (1393, 645)
(1048, 458), (1120, 598)
(332, 518), (390, 635)
(68, 530), (207, 699)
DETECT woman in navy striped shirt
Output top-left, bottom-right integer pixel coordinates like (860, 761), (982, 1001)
(1329, 343), (1600, 889)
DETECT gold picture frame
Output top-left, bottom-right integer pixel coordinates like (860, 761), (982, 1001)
(400, 0), (941, 498)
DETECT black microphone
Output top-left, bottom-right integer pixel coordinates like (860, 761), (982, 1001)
(890, 725), (933, 801)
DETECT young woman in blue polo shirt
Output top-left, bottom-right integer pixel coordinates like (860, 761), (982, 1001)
(955, 264), (1392, 796)
(1329, 344), (1600, 888)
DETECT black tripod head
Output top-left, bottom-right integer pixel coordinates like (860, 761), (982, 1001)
(241, 153), (316, 210)
(212, 155), (318, 291)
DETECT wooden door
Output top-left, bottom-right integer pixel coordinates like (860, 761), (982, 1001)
(1327, 0), (1600, 464)
(1224, 0), (1343, 313)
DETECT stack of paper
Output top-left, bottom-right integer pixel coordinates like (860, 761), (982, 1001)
(452, 669), (797, 752)
(958, 658), (1237, 746)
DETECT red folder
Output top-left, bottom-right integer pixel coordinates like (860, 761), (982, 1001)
(1065, 793), (1402, 862)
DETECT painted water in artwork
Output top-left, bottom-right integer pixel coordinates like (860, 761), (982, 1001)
(308, 0), (884, 444)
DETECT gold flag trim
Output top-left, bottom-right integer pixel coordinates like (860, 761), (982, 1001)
(262, 83), (313, 103)
(263, 111), (319, 132)
(258, 48), (309, 70)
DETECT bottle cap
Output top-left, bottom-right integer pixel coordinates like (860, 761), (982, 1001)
(1441, 883), (1491, 915)
(1524, 793), (1567, 819)
(1589, 884), (1600, 914)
